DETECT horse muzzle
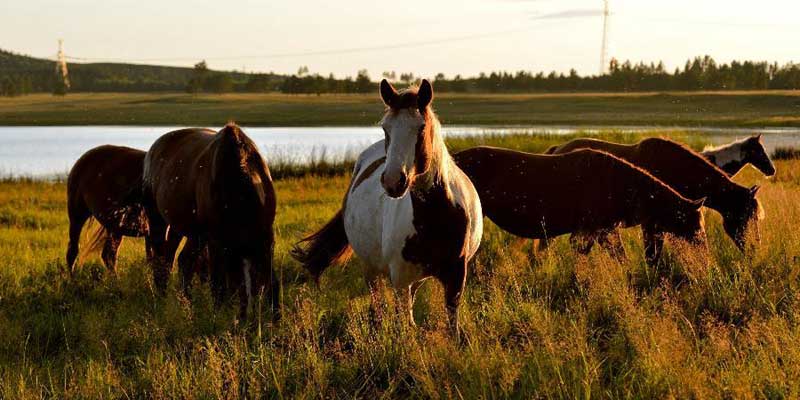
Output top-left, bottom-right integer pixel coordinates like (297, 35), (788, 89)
(381, 171), (409, 198)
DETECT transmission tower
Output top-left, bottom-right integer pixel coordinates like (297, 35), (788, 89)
(55, 39), (70, 89)
(599, 0), (610, 75)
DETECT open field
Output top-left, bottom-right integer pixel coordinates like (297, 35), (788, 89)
(1, 131), (799, 398)
(1, 91), (800, 127)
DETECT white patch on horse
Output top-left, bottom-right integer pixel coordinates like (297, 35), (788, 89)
(702, 138), (745, 169)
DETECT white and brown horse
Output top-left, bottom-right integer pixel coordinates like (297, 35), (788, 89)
(292, 79), (482, 336)
(701, 134), (776, 177)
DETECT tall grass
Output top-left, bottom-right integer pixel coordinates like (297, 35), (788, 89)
(0, 134), (797, 398)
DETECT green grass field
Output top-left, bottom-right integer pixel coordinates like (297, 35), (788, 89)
(1, 91), (800, 127)
(1, 131), (799, 398)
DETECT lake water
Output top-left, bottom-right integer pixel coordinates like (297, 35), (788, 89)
(1, 125), (799, 177)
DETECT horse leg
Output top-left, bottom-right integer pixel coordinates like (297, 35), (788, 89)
(642, 228), (665, 267)
(178, 236), (200, 296)
(441, 257), (467, 340)
(406, 279), (426, 327)
(144, 235), (155, 263)
(364, 268), (384, 328)
(207, 240), (230, 307)
(101, 233), (123, 274)
(597, 228), (627, 263)
(535, 237), (550, 255)
(569, 232), (596, 255)
(264, 232), (281, 322)
(66, 201), (90, 276)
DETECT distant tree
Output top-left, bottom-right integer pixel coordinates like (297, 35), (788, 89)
(382, 71), (397, 81)
(52, 76), (67, 96)
(435, 72), (446, 81)
(1, 76), (19, 97)
(400, 72), (415, 85)
(297, 66), (309, 77)
(204, 73), (233, 93)
(186, 60), (209, 93)
(354, 69), (372, 93)
(245, 74), (274, 92)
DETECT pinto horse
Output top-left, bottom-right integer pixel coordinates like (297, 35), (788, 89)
(292, 79), (482, 336)
(701, 134), (776, 177)
(546, 137), (764, 252)
(454, 146), (707, 264)
(66, 145), (151, 274)
(143, 124), (279, 320)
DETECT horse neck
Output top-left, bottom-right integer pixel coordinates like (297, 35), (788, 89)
(632, 173), (687, 223)
(411, 116), (451, 194)
(212, 138), (260, 202)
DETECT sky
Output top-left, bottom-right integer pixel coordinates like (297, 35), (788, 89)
(1, 0), (798, 78)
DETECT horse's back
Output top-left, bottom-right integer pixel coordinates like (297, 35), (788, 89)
(68, 145), (146, 218)
(455, 146), (643, 237)
(144, 128), (215, 185)
(143, 128), (217, 231)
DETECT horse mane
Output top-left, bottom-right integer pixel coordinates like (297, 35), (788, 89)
(215, 122), (272, 203)
(642, 137), (731, 178)
(702, 136), (748, 152)
(567, 148), (696, 204)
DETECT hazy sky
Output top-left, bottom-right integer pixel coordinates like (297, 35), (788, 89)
(1, 0), (798, 78)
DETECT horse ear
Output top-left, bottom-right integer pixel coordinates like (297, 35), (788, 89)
(750, 185), (761, 195)
(691, 196), (707, 209)
(756, 133), (763, 141)
(220, 122), (244, 146)
(380, 79), (398, 106)
(418, 79), (433, 110)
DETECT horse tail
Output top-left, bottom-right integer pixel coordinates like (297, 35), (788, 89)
(77, 217), (109, 266)
(290, 208), (352, 281)
(543, 144), (559, 154)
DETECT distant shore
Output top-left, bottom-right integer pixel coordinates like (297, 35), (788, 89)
(0, 91), (798, 127)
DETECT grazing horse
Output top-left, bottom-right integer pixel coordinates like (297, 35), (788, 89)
(546, 137), (764, 252)
(292, 79), (482, 336)
(66, 145), (151, 274)
(142, 124), (279, 320)
(701, 134), (776, 177)
(454, 146), (707, 264)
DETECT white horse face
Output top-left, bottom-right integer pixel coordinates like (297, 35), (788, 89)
(381, 109), (426, 198)
(379, 79), (433, 198)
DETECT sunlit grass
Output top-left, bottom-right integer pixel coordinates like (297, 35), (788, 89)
(0, 134), (798, 398)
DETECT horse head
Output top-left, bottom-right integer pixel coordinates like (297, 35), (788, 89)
(723, 185), (764, 250)
(379, 79), (437, 198)
(744, 134), (776, 177)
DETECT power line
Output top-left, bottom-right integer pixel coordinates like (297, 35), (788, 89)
(61, 23), (548, 64)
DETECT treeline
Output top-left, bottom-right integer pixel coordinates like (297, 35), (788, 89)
(179, 56), (800, 94)
(2, 48), (800, 96)
(429, 56), (800, 93)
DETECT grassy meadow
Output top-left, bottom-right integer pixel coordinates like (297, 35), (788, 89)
(1, 91), (800, 127)
(1, 131), (800, 398)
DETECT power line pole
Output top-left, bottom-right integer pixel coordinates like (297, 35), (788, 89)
(56, 39), (70, 90)
(600, 0), (610, 75)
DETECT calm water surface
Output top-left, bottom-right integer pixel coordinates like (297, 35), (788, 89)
(0, 125), (799, 177)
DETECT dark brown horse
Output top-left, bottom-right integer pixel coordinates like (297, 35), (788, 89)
(454, 146), (707, 264)
(545, 137), (763, 251)
(142, 123), (279, 320)
(66, 145), (151, 274)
